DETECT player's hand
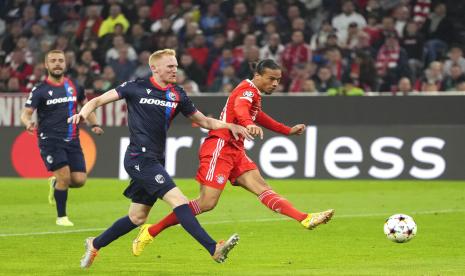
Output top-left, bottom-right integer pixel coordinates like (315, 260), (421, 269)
(247, 124), (264, 139)
(91, 125), (104, 135)
(25, 121), (37, 134)
(289, 124), (305, 135)
(229, 124), (253, 141)
(68, 114), (85, 124)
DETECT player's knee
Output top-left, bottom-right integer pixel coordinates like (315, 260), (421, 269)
(70, 177), (86, 188)
(55, 176), (72, 188)
(128, 213), (147, 225)
(199, 200), (218, 212)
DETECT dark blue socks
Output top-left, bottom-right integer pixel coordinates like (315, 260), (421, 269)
(173, 204), (217, 255)
(93, 216), (138, 249)
(54, 189), (68, 217)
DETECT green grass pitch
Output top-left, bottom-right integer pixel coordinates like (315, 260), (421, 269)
(0, 178), (464, 275)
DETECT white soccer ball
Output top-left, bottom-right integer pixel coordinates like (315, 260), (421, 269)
(383, 214), (417, 243)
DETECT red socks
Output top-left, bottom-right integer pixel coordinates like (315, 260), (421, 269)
(148, 200), (202, 237)
(258, 190), (307, 221)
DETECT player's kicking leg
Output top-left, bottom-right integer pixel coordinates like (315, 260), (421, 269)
(235, 169), (334, 230)
(133, 185), (223, 256)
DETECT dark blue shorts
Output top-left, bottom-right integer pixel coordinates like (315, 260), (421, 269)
(39, 138), (86, 172)
(123, 150), (176, 206)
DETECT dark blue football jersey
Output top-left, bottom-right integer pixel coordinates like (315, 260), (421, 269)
(115, 77), (198, 159)
(25, 77), (85, 141)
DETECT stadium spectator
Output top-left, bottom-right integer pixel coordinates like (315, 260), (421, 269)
(344, 50), (378, 91)
(397, 77), (414, 95)
(401, 20), (425, 79)
(288, 63), (317, 93)
(328, 80), (365, 96)
(0, 66), (10, 91)
(102, 66), (118, 88)
(237, 46), (260, 79)
(313, 65), (342, 93)
(206, 33), (227, 69)
(1, 21), (22, 54)
(280, 30), (312, 82)
(310, 20), (335, 52)
(131, 51), (152, 80)
(324, 47), (346, 81)
(5, 77), (26, 93)
(180, 52), (207, 89)
(413, 0), (432, 24)
(25, 64), (46, 91)
(376, 31), (410, 92)
(128, 23), (152, 53)
(80, 50), (101, 75)
(233, 34), (258, 65)
(301, 79), (318, 93)
(209, 64), (240, 93)
(105, 35), (137, 64)
(257, 20), (279, 47)
(393, 5), (410, 38)
(442, 64), (465, 91)
(28, 23), (53, 58)
(20, 5), (37, 36)
(254, 0), (287, 33)
(208, 48), (238, 87)
(7, 49), (33, 84)
(443, 46), (465, 76)
(226, 2), (252, 45)
(416, 61), (444, 91)
(457, 82), (465, 92)
(339, 22), (361, 50)
(75, 5), (102, 43)
(98, 4), (130, 38)
(152, 18), (175, 50)
(362, 15), (381, 46)
(176, 68), (200, 95)
(5, 35), (33, 64)
(260, 33), (284, 61)
(199, 2), (226, 44)
(187, 33), (209, 68)
(421, 3), (454, 63)
(363, 0), (383, 19)
(108, 47), (137, 82)
(332, 0), (367, 39)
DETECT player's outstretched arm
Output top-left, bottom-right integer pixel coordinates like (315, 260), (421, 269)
(289, 124), (306, 135)
(68, 89), (119, 124)
(188, 111), (253, 140)
(20, 107), (36, 134)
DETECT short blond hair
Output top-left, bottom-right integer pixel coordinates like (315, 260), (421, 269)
(149, 49), (176, 67)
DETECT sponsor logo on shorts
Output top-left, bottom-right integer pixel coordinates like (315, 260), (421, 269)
(216, 174), (226, 185)
(155, 174), (165, 184)
(46, 155), (53, 164)
(134, 164), (140, 171)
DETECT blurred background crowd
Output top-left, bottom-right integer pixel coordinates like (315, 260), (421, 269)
(0, 0), (465, 95)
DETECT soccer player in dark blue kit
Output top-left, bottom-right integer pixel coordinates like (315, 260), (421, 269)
(20, 50), (104, 227)
(70, 49), (252, 268)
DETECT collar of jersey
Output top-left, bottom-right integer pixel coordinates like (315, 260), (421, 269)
(246, 79), (262, 95)
(45, 77), (66, 87)
(150, 76), (173, 91)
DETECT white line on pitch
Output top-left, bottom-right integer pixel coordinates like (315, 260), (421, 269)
(1, 209), (464, 237)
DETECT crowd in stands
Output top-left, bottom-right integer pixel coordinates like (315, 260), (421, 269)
(1, 0), (465, 95)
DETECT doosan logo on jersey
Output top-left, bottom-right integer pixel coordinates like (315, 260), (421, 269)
(46, 96), (76, 105)
(139, 98), (178, 108)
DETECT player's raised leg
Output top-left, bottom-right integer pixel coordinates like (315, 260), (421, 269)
(80, 203), (149, 268)
(235, 169), (334, 230)
(133, 185), (223, 256)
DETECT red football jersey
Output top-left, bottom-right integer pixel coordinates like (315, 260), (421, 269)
(209, 79), (291, 148)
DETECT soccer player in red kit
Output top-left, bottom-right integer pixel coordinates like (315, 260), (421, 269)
(133, 59), (334, 256)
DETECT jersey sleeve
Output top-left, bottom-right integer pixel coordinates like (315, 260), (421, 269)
(114, 80), (134, 99)
(179, 90), (198, 117)
(25, 86), (42, 109)
(255, 111), (291, 135)
(233, 89), (257, 126)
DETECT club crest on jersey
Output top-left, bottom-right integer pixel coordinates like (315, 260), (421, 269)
(155, 174), (165, 184)
(216, 174), (226, 185)
(48, 90), (53, 96)
(243, 90), (254, 98)
(146, 88), (151, 95)
(168, 91), (177, 101)
(67, 87), (74, 94)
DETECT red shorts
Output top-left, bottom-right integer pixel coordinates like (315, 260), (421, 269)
(196, 136), (257, 190)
